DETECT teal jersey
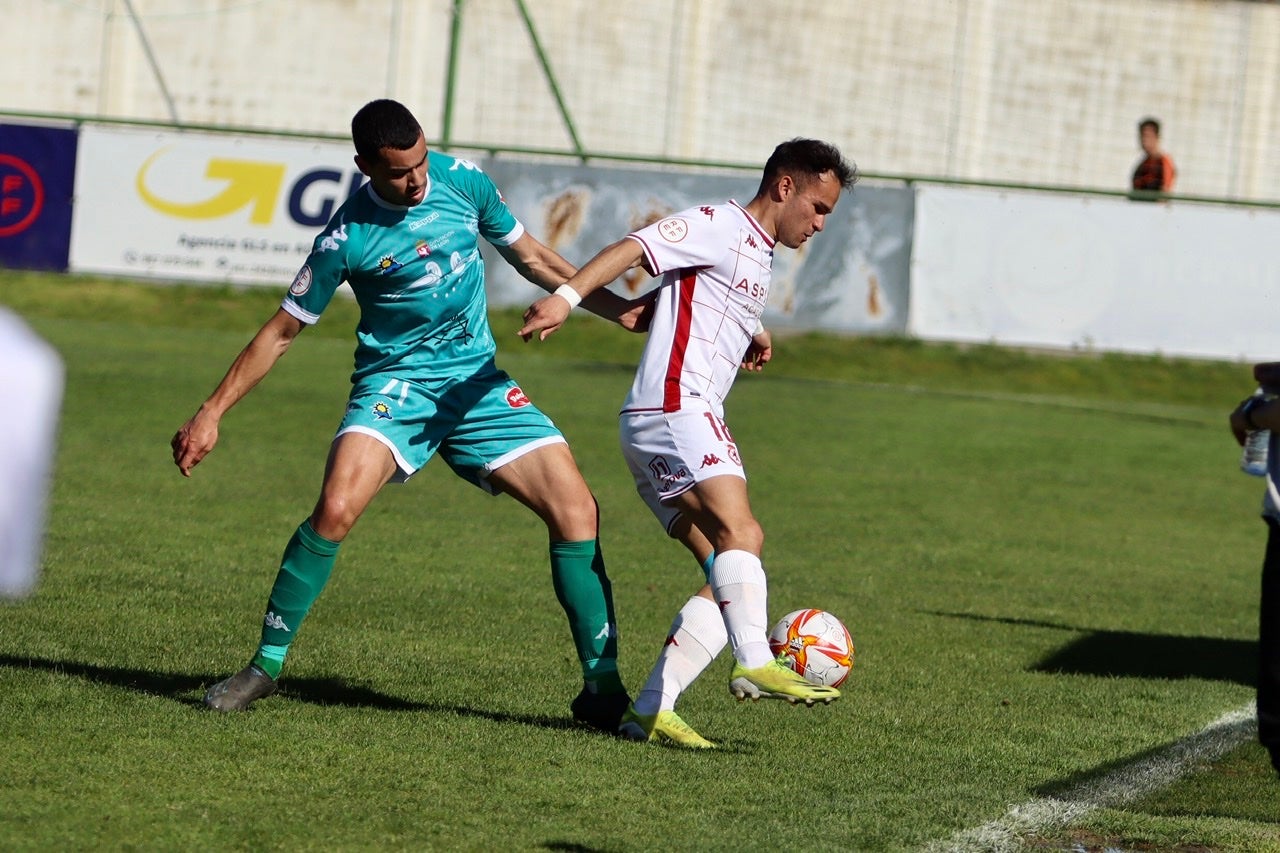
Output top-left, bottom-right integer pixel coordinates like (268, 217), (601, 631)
(282, 152), (524, 381)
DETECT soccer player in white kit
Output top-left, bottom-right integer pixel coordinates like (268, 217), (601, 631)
(0, 308), (64, 600)
(520, 139), (858, 747)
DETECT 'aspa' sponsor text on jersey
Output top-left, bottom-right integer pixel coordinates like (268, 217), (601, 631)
(282, 153), (523, 380)
(622, 201), (773, 414)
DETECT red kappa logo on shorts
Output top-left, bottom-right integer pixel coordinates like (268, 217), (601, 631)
(506, 386), (531, 408)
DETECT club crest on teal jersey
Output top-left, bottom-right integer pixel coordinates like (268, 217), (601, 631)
(372, 401), (393, 420)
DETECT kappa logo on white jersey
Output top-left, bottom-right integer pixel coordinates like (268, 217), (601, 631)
(657, 217), (688, 242)
(263, 611), (291, 632)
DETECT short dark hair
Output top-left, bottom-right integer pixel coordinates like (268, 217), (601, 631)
(1138, 117), (1161, 135)
(351, 99), (423, 163)
(758, 138), (858, 195)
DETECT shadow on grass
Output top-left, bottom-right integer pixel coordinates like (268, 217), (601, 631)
(930, 611), (1256, 686)
(0, 653), (761, 755)
(931, 611), (1276, 828)
(0, 653), (580, 731)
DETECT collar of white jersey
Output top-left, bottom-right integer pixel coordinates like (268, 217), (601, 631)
(728, 200), (775, 248)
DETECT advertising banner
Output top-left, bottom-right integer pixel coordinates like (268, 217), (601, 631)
(0, 122), (77, 272)
(70, 124), (360, 285)
(482, 160), (912, 333)
(66, 123), (915, 336)
(911, 185), (1280, 361)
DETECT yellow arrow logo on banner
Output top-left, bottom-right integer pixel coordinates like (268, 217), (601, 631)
(137, 149), (286, 223)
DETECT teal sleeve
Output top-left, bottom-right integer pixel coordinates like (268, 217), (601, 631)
(284, 216), (361, 321)
(469, 169), (520, 246)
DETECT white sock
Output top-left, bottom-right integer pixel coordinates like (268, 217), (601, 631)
(709, 549), (772, 668)
(634, 594), (727, 715)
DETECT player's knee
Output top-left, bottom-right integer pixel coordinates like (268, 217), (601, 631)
(547, 490), (599, 540)
(720, 517), (764, 554)
(311, 494), (360, 540)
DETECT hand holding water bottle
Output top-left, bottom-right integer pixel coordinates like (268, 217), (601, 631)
(1239, 389), (1271, 476)
(1233, 364), (1280, 477)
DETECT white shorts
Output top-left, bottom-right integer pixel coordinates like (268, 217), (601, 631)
(619, 401), (745, 535)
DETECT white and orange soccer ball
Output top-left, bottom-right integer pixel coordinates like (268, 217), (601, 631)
(767, 608), (855, 688)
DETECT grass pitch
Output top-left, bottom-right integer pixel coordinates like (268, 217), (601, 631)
(1, 273), (1278, 851)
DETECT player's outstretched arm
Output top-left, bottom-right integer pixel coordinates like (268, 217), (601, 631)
(517, 238), (647, 342)
(501, 233), (649, 335)
(171, 308), (305, 477)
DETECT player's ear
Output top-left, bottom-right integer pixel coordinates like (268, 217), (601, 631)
(354, 154), (372, 177)
(775, 174), (796, 201)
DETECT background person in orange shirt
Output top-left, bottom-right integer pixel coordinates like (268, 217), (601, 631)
(1131, 116), (1177, 196)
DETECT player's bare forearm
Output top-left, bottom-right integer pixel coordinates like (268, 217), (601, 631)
(172, 309), (303, 476)
(613, 288), (658, 333)
(518, 238), (646, 341)
(204, 310), (302, 415)
(497, 233), (578, 293)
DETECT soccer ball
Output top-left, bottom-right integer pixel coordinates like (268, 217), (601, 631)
(768, 608), (855, 688)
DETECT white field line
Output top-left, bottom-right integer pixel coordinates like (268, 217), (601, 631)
(925, 703), (1257, 853)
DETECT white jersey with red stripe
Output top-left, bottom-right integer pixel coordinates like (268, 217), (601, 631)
(621, 201), (774, 415)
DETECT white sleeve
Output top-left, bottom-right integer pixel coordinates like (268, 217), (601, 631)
(628, 207), (727, 274)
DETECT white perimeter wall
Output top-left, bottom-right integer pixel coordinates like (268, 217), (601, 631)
(911, 185), (1280, 362)
(4, 0), (1279, 202)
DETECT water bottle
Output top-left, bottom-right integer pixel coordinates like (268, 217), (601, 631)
(1241, 388), (1270, 477)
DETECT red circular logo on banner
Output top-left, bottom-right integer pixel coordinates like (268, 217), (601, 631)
(0, 154), (45, 238)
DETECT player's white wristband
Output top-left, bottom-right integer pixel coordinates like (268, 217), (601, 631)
(754, 319), (765, 336)
(554, 284), (582, 310)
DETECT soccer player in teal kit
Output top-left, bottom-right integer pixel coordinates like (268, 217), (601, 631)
(172, 99), (645, 728)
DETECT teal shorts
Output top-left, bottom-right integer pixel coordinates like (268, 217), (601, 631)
(336, 367), (565, 491)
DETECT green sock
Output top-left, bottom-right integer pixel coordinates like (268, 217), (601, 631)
(250, 520), (340, 679)
(251, 643), (290, 679)
(549, 538), (623, 693)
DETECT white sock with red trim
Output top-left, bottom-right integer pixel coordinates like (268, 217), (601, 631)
(709, 549), (773, 668)
(634, 594), (727, 715)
